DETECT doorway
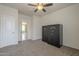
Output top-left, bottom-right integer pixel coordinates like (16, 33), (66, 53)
(21, 22), (27, 41)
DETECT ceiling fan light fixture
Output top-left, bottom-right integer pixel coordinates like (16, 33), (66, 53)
(37, 4), (43, 10)
(28, 3), (53, 12)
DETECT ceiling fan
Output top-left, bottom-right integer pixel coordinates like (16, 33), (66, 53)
(28, 3), (53, 12)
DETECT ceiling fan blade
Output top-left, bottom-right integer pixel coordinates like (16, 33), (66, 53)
(42, 9), (46, 12)
(44, 3), (53, 7)
(34, 9), (38, 12)
(28, 4), (36, 6)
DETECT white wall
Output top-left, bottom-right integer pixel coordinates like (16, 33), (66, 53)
(18, 14), (32, 41)
(19, 14), (42, 40)
(32, 15), (42, 40)
(0, 5), (18, 48)
(41, 4), (79, 49)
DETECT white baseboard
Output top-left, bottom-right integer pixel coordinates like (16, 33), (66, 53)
(63, 44), (79, 50)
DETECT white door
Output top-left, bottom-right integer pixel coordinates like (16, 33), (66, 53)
(0, 15), (18, 47)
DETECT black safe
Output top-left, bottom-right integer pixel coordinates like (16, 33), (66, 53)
(42, 24), (63, 48)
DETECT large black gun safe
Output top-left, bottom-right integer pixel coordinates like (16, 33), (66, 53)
(42, 24), (63, 48)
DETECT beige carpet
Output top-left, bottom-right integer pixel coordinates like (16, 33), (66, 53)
(0, 40), (79, 56)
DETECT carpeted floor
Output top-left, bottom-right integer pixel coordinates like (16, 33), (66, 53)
(0, 39), (79, 56)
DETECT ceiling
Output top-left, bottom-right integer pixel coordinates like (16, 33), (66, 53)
(1, 3), (75, 16)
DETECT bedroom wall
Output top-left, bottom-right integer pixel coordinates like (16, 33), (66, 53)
(41, 4), (79, 49)
(18, 14), (42, 41)
(18, 13), (32, 41)
(32, 15), (42, 40)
